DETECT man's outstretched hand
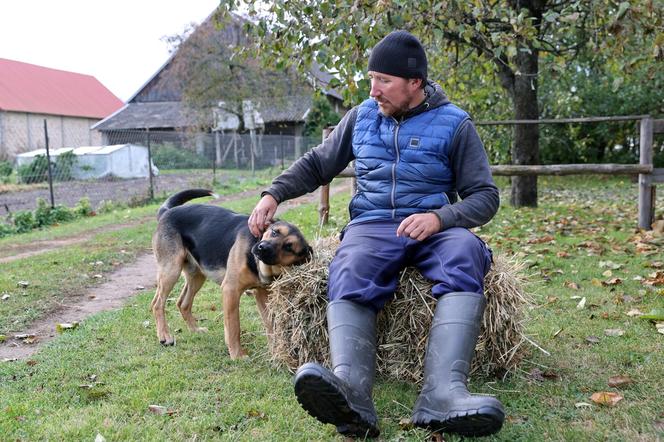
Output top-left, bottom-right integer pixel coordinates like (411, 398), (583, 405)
(396, 213), (441, 241)
(248, 194), (279, 237)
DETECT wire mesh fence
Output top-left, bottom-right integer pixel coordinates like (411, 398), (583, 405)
(0, 125), (321, 216)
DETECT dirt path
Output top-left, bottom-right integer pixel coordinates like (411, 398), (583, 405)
(1, 182), (351, 361)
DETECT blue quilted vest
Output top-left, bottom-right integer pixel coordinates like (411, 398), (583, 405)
(349, 98), (469, 224)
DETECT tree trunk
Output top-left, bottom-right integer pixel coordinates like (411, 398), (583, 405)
(510, 48), (540, 207)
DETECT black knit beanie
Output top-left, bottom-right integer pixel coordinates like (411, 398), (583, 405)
(368, 30), (427, 80)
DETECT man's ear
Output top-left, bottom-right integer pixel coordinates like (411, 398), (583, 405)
(409, 78), (424, 90)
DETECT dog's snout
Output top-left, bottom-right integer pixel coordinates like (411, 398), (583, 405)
(257, 241), (268, 251)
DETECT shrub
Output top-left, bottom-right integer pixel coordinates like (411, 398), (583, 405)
(73, 197), (94, 217)
(0, 222), (14, 238)
(33, 198), (75, 226)
(17, 155), (50, 183)
(97, 200), (126, 214)
(0, 161), (12, 177)
(54, 151), (77, 181)
(12, 210), (37, 233)
(151, 144), (211, 169)
(34, 198), (54, 227)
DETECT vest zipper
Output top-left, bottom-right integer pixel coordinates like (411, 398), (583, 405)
(391, 117), (401, 218)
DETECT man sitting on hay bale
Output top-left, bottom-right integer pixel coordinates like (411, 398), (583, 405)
(249, 30), (504, 439)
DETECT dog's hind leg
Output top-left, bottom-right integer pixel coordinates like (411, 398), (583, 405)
(151, 261), (182, 346)
(177, 269), (207, 333)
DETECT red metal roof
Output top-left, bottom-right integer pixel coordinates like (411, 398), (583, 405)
(0, 58), (123, 119)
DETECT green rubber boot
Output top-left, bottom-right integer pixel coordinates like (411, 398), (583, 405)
(294, 299), (380, 438)
(412, 292), (505, 437)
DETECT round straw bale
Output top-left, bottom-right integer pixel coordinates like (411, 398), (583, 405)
(268, 236), (531, 384)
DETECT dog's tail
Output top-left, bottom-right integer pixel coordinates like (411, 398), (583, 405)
(157, 189), (218, 220)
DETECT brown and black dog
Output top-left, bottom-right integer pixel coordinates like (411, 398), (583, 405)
(151, 189), (312, 359)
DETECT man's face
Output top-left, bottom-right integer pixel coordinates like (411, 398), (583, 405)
(368, 71), (423, 117)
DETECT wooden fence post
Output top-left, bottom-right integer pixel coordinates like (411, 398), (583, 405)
(638, 117), (654, 230)
(318, 127), (334, 225)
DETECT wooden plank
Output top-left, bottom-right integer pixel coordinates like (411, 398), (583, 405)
(652, 168), (664, 184)
(638, 118), (654, 229)
(336, 164), (653, 178)
(653, 119), (664, 134)
(318, 128), (334, 225)
(491, 164), (652, 176)
(477, 115), (649, 126)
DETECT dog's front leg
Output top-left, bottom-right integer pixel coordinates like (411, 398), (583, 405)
(221, 281), (247, 359)
(254, 287), (273, 347)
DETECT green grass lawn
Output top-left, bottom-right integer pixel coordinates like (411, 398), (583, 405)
(1, 176), (663, 441)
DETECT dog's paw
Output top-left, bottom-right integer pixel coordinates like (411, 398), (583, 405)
(229, 348), (248, 360)
(159, 337), (176, 346)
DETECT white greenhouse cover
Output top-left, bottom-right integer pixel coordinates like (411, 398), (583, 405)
(16, 144), (158, 179)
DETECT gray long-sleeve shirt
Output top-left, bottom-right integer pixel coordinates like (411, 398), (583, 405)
(263, 82), (499, 230)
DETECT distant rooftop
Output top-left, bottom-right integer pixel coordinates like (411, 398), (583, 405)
(0, 58), (123, 118)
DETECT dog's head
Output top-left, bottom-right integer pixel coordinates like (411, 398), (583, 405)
(251, 221), (312, 267)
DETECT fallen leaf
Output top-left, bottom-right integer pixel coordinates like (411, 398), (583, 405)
(148, 405), (175, 416)
(575, 402), (593, 408)
(590, 392), (623, 406)
(652, 219), (664, 234)
(528, 368), (559, 382)
(506, 415), (528, 424)
(0, 335), (5, 343)
(608, 375), (633, 388)
(600, 261), (623, 270)
(17, 281), (29, 288)
(626, 309), (643, 317)
(643, 271), (664, 286)
(576, 297), (587, 310)
(647, 261), (664, 269)
(398, 418), (414, 430)
(564, 281), (581, 290)
(527, 235), (555, 244)
(95, 433), (106, 442)
(602, 270), (613, 277)
(602, 277), (622, 286)
(56, 322), (79, 333)
(247, 409), (266, 419)
(585, 336), (601, 344)
(1, 294), (9, 301)
(656, 322), (664, 335)
(430, 432), (445, 442)
(604, 329), (625, 337)
(26, 360), (37, 366)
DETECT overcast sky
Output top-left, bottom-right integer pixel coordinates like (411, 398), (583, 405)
(0, 0), (220, 102)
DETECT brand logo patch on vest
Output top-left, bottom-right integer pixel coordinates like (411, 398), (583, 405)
(409, 137), (421, 148)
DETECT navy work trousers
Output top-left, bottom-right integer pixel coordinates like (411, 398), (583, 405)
(328, 220), (492, 312)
